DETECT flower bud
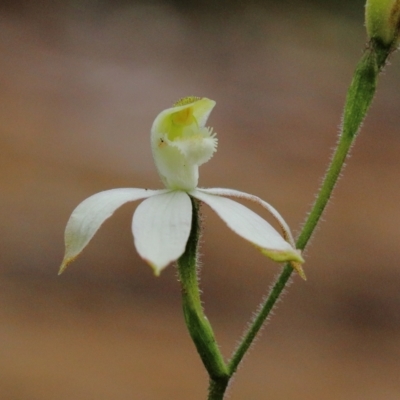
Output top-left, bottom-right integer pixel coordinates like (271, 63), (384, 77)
(365, 0), (400, 47)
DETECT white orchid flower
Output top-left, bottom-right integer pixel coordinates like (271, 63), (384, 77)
(59, 97), (304, 277)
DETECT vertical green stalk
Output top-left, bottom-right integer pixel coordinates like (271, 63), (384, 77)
(228, 40), (391, 379)
(178, 38), (393, 399)
(207, 377), (230, 400)
(177, 198), (229, 399)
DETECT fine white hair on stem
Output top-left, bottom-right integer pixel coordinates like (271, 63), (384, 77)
(229, 268), (294, 372)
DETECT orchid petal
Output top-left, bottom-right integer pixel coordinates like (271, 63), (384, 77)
(59, 188), (165, 274)
(132, 191), (192, 275)
(197, 187), (296, 247)
(191, 189), (304, 264)
(151, 97), (216, 137)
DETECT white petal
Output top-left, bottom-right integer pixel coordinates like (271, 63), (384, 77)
(132, 191), (192, 275)
(60, 188), (165, 274)
(197, 187), (296, 247)
(191, 189), (303, 264)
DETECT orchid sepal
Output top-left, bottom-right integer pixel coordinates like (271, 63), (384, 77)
(191, 189), (304, 266)
(59, 188), (167, 275)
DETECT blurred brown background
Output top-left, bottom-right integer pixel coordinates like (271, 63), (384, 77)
(1, 0), (400, 399)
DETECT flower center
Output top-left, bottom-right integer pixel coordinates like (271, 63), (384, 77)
(167, 108), (198, 141)
(171, 107), (194, 126)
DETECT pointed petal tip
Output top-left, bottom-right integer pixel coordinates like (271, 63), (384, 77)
(258, 247), (306, 278)
(150, 264), (165, 277)
(133, 191), (191, 277)
(152, 269), (161, 277)
(148, 261), (162, 277)
(291, 250), (306, 280)
(142, 257), (166, 277)
(259, 247), (304, 264)
(58, 256), (76, 275)
(58, 264), (67, 276)
(293, 250), (305, 264)
(291, 261), (307, 281)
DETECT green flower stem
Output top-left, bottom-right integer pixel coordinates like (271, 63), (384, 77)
(177, 39), (392, 399)
(207, 378), (230, 400)
(177, 198), (229, 399)
(227, 41), (391, 379)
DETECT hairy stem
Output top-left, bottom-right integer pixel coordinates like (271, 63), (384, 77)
(177, 198), (229, 399)
(178, 39), (392, 400)
(228, 41), (390, 378)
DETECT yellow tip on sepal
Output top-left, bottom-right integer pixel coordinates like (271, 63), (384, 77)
(58, 265), (67, 275)
(290, 260), (307, 281)
(58, 257), (76, 275)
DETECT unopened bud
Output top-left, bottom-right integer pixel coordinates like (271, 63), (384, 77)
(365, 0), (400, 47)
